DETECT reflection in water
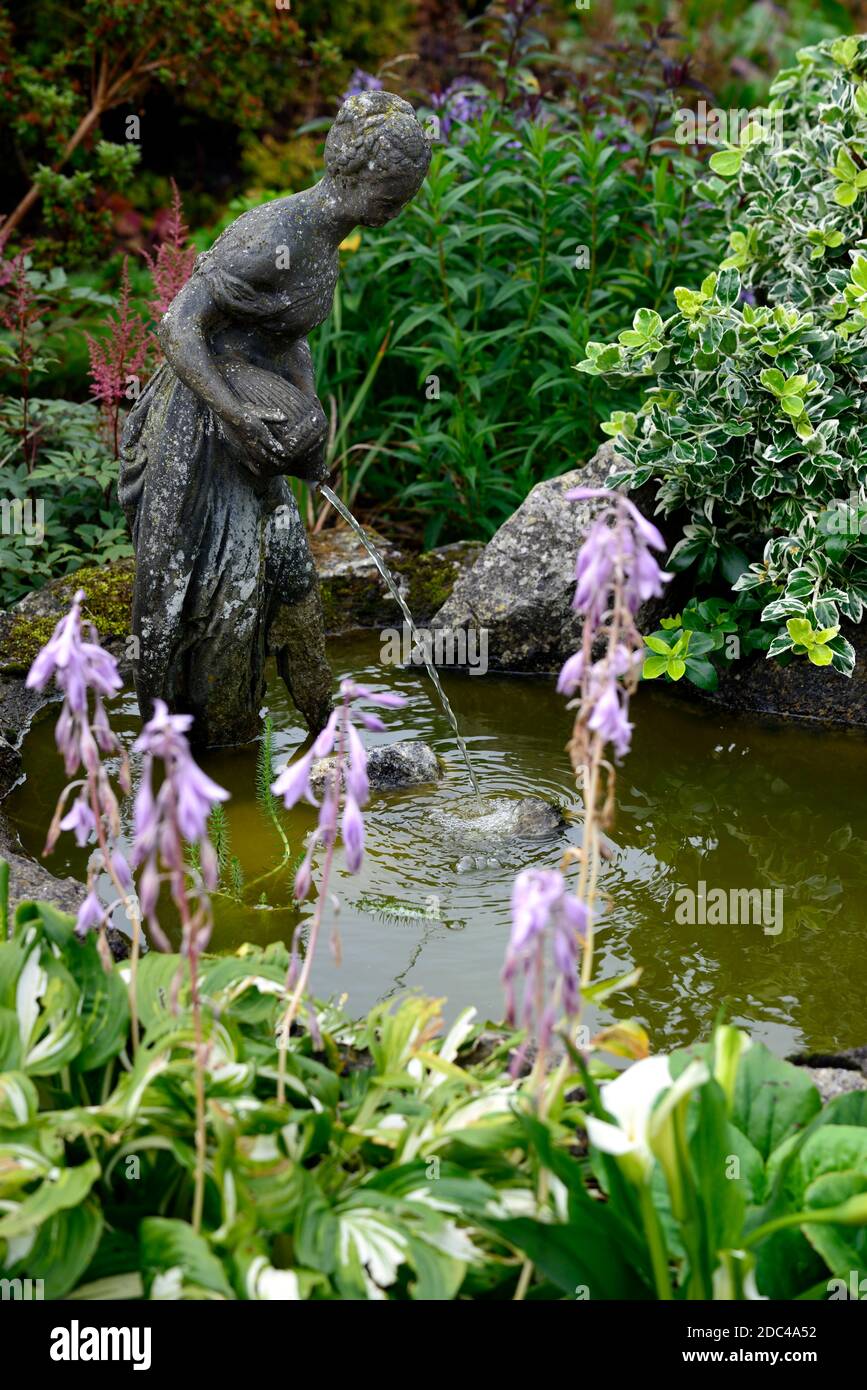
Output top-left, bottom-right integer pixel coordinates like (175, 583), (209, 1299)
(8, 634), (867, 1056)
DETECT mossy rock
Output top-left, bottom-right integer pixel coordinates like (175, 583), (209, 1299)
(0, 536), (481, 673)
(401, 542), (483, 625)
(0, 560), (134, 674)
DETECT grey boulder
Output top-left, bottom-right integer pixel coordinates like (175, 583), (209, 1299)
(430, 443), (666, 673)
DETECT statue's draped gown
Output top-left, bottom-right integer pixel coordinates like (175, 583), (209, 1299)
(119, 244), (324, 746)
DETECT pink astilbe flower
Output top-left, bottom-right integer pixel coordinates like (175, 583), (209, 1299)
(86, 256), (150, 458)
(143, 180), (197, 319)
(503, 868), (588, 1076)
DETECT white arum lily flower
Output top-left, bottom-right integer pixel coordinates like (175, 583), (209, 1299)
(586, 1055), (672, 1180)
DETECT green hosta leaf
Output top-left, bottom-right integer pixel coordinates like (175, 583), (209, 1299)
(0, 1159), (100, 1240)
(65, 934), (129, 1072)
(493, 1213), (653, 1299)
(803, 1172), (867, 1281)
(140, 1217), (235, 1300)
(14, 940), (82, 1075)
(0, 1070), (38, 1129)
(9, 1200), (103, 1300)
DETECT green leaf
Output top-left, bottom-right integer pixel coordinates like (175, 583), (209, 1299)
(786, 618), (814, 645)
(642, 654), (669, 680)
(684, 656), (718, 691)
(0, 1070), (38, 1128)
(643, 634), (674, 655)
(834, 182), (859, 207)
(140, 1217), (235, 1299)
(709, 149), (743, 177)
(808, 644), (833, 666)
(0, 1159), (100, 1239)
(493, 1215), (653, 1299)
(66, 934), (129, 1072)
(732, 1046), (821, 1162)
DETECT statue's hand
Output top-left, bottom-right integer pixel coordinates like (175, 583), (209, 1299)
(223, 410), (287, 475)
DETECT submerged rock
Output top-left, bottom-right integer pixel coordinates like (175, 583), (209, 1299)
(310, 739), (444, 792)
(430, 442), (668, 673)
(429, 795), (564, 848)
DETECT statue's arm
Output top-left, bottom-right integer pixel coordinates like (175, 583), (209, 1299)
(283, 337), (317, 396)
(158, 278), (285, 471)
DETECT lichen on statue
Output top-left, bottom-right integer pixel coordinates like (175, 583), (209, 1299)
(118, 91), (431, 747)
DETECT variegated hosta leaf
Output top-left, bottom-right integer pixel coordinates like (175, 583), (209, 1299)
(0, 928), (82, 1075)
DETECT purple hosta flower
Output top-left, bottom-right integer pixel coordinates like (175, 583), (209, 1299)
(59, 795), (97, 848)
(341, 68), (382, 102)
(27, 591), (133, 957)
(559, 489), (671, 763)
(76, 889), (105, 937)
(272, 679), (407, 899)
(503, 868), (588, 1074)
(27, 589), (122, 719)
(132, 699), (228, 952)
(587, 681), (633, 759)
(27, 589), (124, 782)
(567, 489), (669, 621)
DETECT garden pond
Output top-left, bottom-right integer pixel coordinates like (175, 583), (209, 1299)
(6, 632), (867, 1058)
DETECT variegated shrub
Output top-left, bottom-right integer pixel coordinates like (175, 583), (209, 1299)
(577, 36), (867, 677)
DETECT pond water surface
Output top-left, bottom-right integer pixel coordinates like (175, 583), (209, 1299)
(8, 632), (867, 1057)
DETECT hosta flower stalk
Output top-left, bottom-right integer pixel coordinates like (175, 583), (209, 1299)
(26, 590), (144, 1039)
(271, 678), (406, 1103)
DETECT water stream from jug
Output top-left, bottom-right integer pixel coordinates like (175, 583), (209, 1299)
(318, 484), (481, 800)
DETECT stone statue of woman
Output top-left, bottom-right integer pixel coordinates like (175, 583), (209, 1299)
(119, 91), (431, 746)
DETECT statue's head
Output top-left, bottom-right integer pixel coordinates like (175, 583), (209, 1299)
(325, 91), (431, 227)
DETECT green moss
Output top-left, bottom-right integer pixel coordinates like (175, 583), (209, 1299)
(316, 543), (482, 635)
(0, 616), (60, 674)
(403, 543), (482, 624)
(0, 560), (134, 673)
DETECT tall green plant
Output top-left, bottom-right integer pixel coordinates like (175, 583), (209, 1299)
(323, 104), (718, 544)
